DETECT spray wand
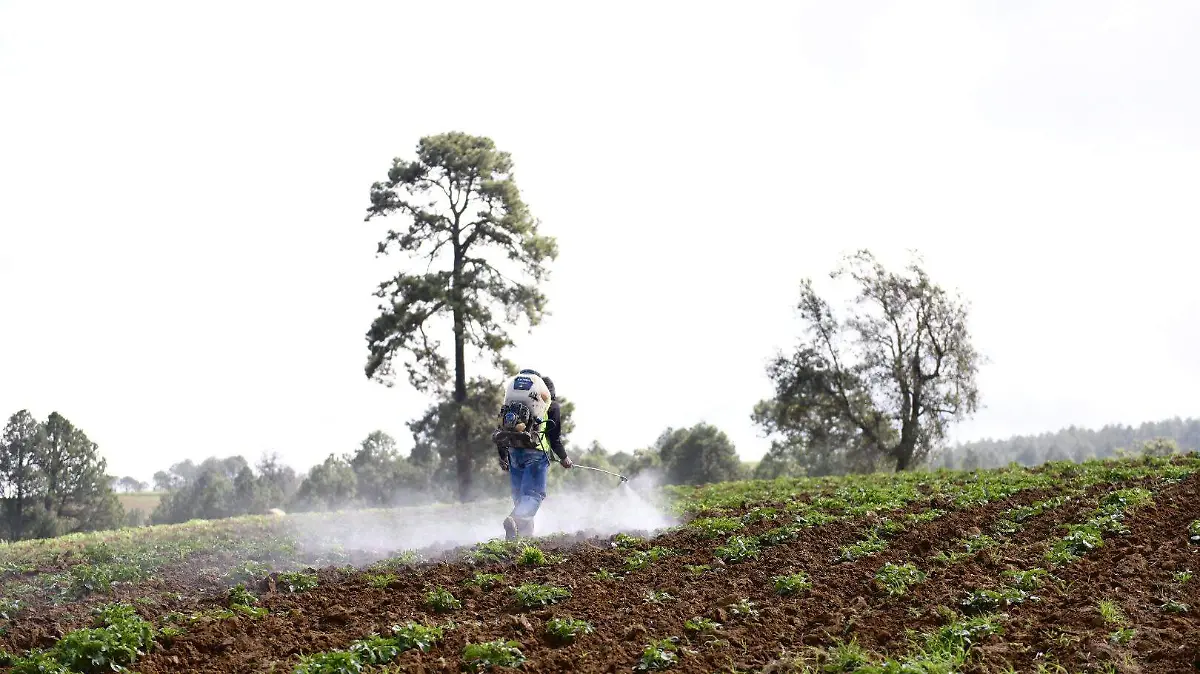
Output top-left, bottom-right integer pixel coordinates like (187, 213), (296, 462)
(570, 463), (629, 483)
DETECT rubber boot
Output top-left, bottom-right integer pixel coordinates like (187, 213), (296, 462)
(514, 516), (535, 538)
(503, 516), (518, 541)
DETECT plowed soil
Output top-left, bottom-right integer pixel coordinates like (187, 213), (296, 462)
(4, 464), (1199, 674)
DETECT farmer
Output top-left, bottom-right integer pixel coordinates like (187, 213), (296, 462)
(493, 368), (572, 540)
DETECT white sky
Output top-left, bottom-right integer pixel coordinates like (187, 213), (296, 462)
(2, 1), (1198, 482)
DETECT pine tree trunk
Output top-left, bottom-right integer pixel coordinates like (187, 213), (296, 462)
(452, 287), (470, 503)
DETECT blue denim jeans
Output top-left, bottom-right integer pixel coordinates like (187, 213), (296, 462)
(508, 448), (550, 520)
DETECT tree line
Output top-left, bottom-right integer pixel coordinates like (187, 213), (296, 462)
(0, 410), (125, 541)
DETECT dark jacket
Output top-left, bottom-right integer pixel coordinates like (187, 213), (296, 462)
(545, 400), (568, 461)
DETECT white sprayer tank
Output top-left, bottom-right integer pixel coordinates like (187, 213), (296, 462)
(503, 372), (553, 421)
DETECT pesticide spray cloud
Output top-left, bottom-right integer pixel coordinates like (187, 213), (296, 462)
(285, 469), (678, 567)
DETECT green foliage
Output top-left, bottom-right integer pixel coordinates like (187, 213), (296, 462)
(637, 424), (745, 486)
(390, 621), (446, 652)
(624, 547), (675, 571)
(517, 545), (548, 566)
(294, 650), (364, 674)
(277, 571), (319, 593)
(424, 586), (460, 612)
(873, 562), (927, 596)
(960, 587), (1033, 613)
(1046, 523), (1105, 564)
(684, 617), (720, 633)
(644, 590), (675, 603)
(839, 532), (887, 561)
(226, 584), (258, 608)
(715, 535), (761, 563)
(634, 638), (680, 671)
(592, 568), (620, 581)
(349, 634), (401, 665)
(752, 250), (982, 475)
(462, 639), (525, 672)
(1161, 599), (1189, 613)
(8, 603), (155, 674)
(544, 617), (594, 644)
(688, 516), (743, 539)
(1109, 628), (1135, 645)
(512, 582), (570, 608)
(772, 572), (812, 595)
(1097, 600), (1127, 625)
(1001, 568), (1047, 591)
(1188, 519), (1200, 545)
(365, 572), (396, 589)
(464, 572), (503, 589)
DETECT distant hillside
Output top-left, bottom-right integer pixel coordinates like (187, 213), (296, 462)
(929, 416), (1200, 470)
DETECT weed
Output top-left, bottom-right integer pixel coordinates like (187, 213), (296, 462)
(517, 545), (548, 566)
(226, 584), (258, 608)
(512, 582), (570, 608)
(715, 535), (761, 563)
(772, 572), (812, 596)
(545, 617), (594, 644)
(424, 586), (461, 612)
(277, 570), (319, 593)
(873, 562), (927, 596)
(1173, 570), (1193, 585)
(635, 638), (680, 671)
(463, 639), (524, 672)
(1098, 600), (1127, 626)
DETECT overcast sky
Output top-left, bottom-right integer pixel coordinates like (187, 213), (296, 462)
(2, 1), (1198, 482)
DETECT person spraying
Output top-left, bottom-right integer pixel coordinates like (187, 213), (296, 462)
(492, 368), (572, 539)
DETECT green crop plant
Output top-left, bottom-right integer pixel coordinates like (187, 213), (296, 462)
(465, 572), (504, 589)
(688, 516), (744, 539)
(772, 572), (812, 596)
(424, 586), (461, 612)
(873, 562), (927, 596)
(634, 638), (680, 671)
(838, 532), (887, 561)
(463, 639), (524, 672)
(390, 621), (446, 652)
(684, 617), (720, 633)
(294, 650), (363, 674)
(715, 535), (761, 563)
(1189, 520), (1200, 545)
(624, 547), (675, 571)
(1046, 523), (1104, 565)
(960, 587), (1032, 614)
(276, 570), (319, 593)
(1001, 568), (1048, 591)
(592, 568), (620, 581)
(1173, 570), (1193, 585)
(366, 572), (396, 589)
(644, 589), (675, 603)
(512, 582), (570, 608)
(1161, 599), (1189, 613)
(545, 617), (594, 644)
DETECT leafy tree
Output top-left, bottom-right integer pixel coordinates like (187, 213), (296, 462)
(0, 410), (45, 540)
(291, 454), (358, 511)
(363, 131), (558, 502)
(152, 470), (180, 491)
(36, 412), (121, 533)
(115, 476), (147, 492)
(255, 451), (299, 503)
(1140, 437), (1180, 457)
(347, 431), (428, 506)
(755, 250), (983, 472)
(649, 424), (744, 486)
